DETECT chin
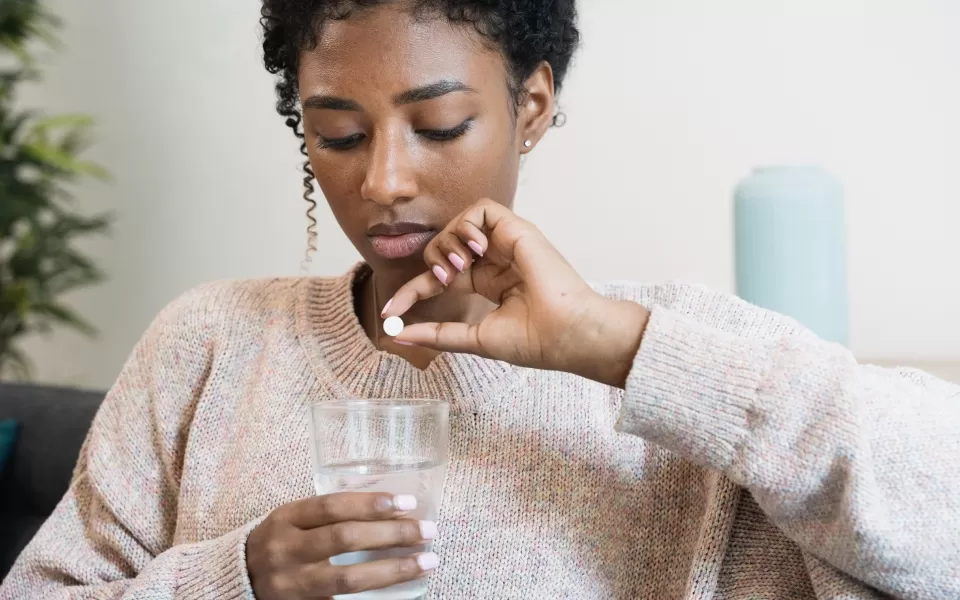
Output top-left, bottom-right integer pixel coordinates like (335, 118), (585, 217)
(366, 254), (426, 279)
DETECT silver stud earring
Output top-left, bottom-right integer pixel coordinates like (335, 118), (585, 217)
(524, 140), (533, 148)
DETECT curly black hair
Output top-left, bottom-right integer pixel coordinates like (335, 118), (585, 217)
(260, 0), (580, 256)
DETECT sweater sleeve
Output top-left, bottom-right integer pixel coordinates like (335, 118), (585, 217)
(0, 284), (260, 600)
(616, 306), (960, 600)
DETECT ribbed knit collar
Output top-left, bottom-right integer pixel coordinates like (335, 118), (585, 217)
(296, 264), (522, 413)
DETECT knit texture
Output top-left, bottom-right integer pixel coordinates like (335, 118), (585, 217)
(2, 266), (958, 599)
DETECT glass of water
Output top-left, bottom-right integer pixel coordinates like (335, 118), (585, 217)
(307, 398), (449, 600)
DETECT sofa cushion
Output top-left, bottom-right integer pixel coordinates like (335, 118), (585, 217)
(0, 513), (46, 583)
(0, 384), (104, 515)
(0, 420), (17, 475)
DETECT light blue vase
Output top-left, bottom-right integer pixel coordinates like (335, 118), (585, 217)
(734, 166), (850, 346)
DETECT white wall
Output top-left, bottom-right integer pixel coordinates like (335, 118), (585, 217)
(18, 0), (960, 389)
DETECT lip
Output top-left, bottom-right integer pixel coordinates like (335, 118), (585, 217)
(367, 222), (437, 259)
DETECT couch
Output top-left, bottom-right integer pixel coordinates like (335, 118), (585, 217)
(0, 383), (105, 581)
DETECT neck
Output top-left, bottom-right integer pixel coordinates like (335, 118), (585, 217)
(358, 264), (494, 352)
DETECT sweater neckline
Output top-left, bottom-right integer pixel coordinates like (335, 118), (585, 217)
(296, 264), (521, 413)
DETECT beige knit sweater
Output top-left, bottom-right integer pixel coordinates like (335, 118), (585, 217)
(2, 266), (958, 599)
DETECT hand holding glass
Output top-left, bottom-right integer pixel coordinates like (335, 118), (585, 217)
(308, 399), (449, 600)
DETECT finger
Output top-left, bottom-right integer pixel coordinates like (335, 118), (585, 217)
(285, 492), (418, 530)
(421, 236), (458, 287)
(433, 231), (474, 275)
(295, 519), (436, 561)
(381, 270), (448, 318)
(460, 199), (564, 282)
(456, 198), (525, 262)
(395, 321), (489, 357)
(304, 552), (439, 598)
(437, 232), (479, 273)
(420, 203), (493, 286)
(455, 219), (488, 257)
(383, 267), (480, 320)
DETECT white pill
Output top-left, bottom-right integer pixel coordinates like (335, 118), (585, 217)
(383, 316), (404, 337)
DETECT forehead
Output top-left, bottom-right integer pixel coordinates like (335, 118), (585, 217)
(298, 5), (507, 101)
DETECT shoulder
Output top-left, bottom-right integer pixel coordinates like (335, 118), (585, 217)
(155, 276), (349, 331)
(148, 267), (361, 347)
(112, 277), (330, 408)
(152, 277), (314, 337)
(591, 280), (813, 341)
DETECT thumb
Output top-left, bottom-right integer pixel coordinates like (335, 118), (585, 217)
(394, 321), (490, 357)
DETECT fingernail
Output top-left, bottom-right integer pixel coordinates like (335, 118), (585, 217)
(395, 340), (416, 347)
(467, 241), (484, 256)
(393, 495), (417, 511)
(419, 521), (438, 540)
(417, 552), (440, 571)
(432, 265), (448, 285)
(448, 253), (465, 272)
(380, 298), (392, 318)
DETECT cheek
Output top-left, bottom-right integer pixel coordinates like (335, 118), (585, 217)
(424, 122), (518, 206)
(306, 137), (358, 202)
(308, 153), (368, 240)
(312, 161), (358, 206)
(307, 137), (360, 199)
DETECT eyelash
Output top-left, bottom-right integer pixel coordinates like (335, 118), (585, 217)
(419, 118), (474, 142)
(316, 118), (474, 151)
(317, 134), (363, 151)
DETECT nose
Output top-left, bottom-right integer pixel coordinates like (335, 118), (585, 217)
(361, 130), (419, 206)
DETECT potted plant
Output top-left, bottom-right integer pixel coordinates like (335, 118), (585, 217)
(0, 0), (110, 380)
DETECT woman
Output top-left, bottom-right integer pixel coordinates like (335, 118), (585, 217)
(2, 1), (958, 599)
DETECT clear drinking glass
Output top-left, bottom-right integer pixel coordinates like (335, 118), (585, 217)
(308, 399), (450, 600)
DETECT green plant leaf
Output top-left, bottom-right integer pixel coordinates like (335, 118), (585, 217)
(0, 0), (109, 376)
(20, 114), (109, 180)
(31, 302), (97, 336)
(30, 113), (95, 132)
(0, 344), (32, 381)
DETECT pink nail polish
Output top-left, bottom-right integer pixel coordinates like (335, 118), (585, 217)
(393, 495), (417, 511)
(380, 298), (393, 318)
(467, 241), (484, 256)
(395, 340), (416, 347)
(419, 521), (438, 540)
(432, 265), (448, 285)
(417, 552), (440, 571)
(448, 253), (465, 272)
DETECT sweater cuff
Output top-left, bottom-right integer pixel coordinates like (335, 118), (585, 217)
(177, 519), (262, 599)
(616, 307), (774, 472)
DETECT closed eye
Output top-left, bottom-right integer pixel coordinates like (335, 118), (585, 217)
(316, 133), (364, 151)
(416, 118), (474, 142)
(316, 118), (475, 151)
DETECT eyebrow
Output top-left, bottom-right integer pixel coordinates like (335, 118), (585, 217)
(302, 79), (476, 112)
(393, 79), (475, 105)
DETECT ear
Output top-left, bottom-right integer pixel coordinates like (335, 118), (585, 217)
(517, 61), (556, 154)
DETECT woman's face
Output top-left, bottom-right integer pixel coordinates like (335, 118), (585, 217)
(298, 4), (554, 283)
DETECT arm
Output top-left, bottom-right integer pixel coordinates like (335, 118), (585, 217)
(615, 304), (960, 600)
(383, 199), (959, 599)
(0, 286), (259, 600)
